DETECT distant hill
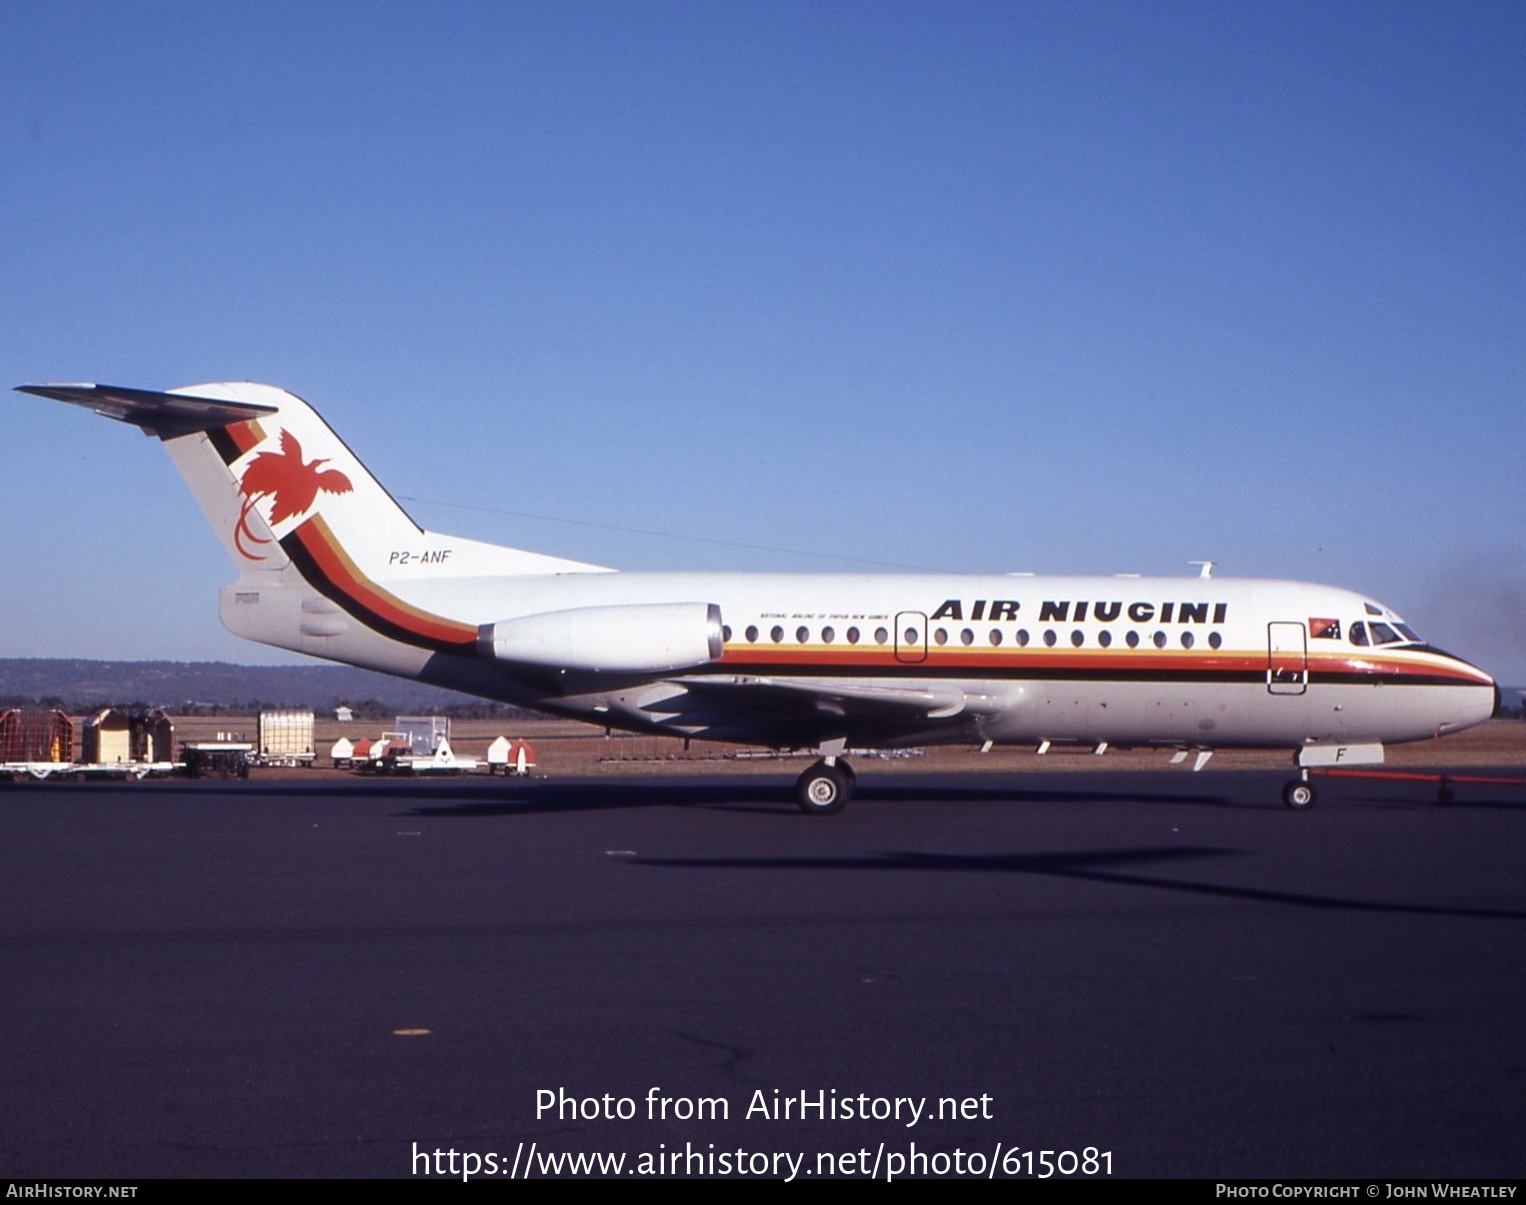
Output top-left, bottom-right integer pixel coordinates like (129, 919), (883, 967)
(0, 658), (500, 715)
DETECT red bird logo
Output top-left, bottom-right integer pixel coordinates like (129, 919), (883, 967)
(234, 429), (354, 560)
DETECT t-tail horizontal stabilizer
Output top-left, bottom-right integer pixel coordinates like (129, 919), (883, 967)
(16, 383), (278, 438)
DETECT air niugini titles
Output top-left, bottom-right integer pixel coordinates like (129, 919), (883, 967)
(930, 598), (1230, 625)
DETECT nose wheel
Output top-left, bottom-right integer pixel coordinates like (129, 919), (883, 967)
(1282, 778), (1316, 810)
(796, 759), (855, 815)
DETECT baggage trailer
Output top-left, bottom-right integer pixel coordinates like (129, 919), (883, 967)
(2, 707), (178, 781)
(486, 737), (536, 776)
(1, 708), (74, 765)
(181, 740), (253, 778)
(356, 717), (479, 774)
(252, 709), (316, 767)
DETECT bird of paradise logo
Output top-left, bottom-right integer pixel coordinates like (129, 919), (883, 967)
(234, 429), (354, 561)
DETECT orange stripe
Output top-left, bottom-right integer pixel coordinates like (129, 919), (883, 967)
(227, 420), (266, 456)
(298, 516), (477, 645)
(716, 647), (1489, 682)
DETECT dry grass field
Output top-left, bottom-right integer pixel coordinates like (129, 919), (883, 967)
(167, 712), (1526, 779)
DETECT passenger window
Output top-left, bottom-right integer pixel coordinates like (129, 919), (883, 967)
(822, 626), (835, 644)
(1070, 630), (1084, 647)
(989, 629), (1003, 647)
(722, 625), (732, 643)
(1180, 632), (1194, 649)
(771, 625), (784, 643)
(846, 627), (860, 644)
(1126, 631), (1140, 649)
(1153, 631), (1167, 649)
(875, 627), (888, 644)
(904, 627), (918, 645)
(934, 628), (948, 646)
(1016, 629), (1030, 646)
(1208, 632), (1222, 649)
(796, 626), (810, 644)
(1043, 630), (1057, 647)
(1098, 630), (1112, 648)
(745, 625), (759, 643)
(960, 628), (974, 646)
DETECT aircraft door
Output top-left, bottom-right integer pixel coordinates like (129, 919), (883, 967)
(895, 611), (928, 664)
(1267, 622), (1308, 695)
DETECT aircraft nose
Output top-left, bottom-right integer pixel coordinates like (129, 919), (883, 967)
(1427, 647), (1498, 734)
(1460, 660), (1498, 730)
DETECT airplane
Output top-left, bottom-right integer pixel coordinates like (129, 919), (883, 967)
(16, 380), (1499, 813)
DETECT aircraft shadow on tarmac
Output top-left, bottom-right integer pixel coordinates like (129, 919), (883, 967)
(394, 777), (1261, 817)
(7, 777), (1520, 920)
(2, 774), (1248, 813)
(385, 773), (1520, 815)
(7, 770), (1517, 813)
(630, 845), (1526, 922)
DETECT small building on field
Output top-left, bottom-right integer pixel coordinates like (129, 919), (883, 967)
(82, 708), (174, 764)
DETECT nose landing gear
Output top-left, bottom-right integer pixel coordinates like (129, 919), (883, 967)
(1282, 776), (1316, 810)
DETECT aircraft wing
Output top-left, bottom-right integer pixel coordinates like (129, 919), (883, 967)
(17, 383), (277, 437)
(679, 675), (1003, 721)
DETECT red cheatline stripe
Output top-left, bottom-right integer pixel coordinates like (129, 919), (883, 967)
(716, 647), (1489, 682)
(227, 420), (265, 457)
(294, 515), (476, 646)
(208, 419), (269, 467)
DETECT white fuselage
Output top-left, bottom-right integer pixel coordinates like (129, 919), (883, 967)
(20, 381), (1496, 773)
(224, 565), (1496, 754)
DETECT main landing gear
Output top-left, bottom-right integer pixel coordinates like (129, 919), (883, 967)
(795, 758), (856, 815)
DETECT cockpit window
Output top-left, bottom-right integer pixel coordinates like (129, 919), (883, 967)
(1352, 616), (1420, 647)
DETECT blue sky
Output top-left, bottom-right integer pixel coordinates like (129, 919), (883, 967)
(5, 1), (1524, 681)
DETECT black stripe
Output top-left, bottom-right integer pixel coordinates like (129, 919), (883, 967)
(280, 532), (474, 655)
(207, 426), (243, 465)
(704, 660), (1483, 689)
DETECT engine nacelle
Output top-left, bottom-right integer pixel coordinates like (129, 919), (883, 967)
(477, 602), (724, 674)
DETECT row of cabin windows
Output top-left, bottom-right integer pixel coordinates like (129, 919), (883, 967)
(720, 624), (1224, 651)
(729, 624), (892, 646)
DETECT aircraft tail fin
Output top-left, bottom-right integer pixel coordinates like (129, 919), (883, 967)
(20, 382), (301, 569)
(17, 380), (602, 575)
(16, 382), (609, 668)
(17, 381), (435, 573)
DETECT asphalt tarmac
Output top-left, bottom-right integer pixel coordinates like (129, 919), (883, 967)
(3, 769), (1523, 1180)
